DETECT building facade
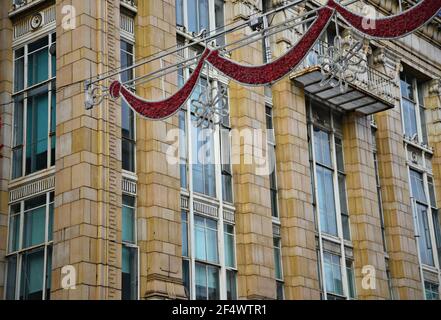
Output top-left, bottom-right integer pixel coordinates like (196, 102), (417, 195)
(0, 0), (440, 300)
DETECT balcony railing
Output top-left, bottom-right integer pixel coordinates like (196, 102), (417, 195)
(300, 39), (398, 105)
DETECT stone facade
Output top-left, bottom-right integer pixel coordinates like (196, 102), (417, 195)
(0, 0), (440, 300)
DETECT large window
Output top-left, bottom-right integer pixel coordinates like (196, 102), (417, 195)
(5, 192), (54, 300)
(424, 281), (440, 300)
(400, 72), (428, 145)
(323, 252), (343, 298)
(193, 216), (229, 300)
(122, 195), (138, 300)
(273, 234), (284, 299)
(12, 33), (56, 179)
(121, 40), (136, 173)
(176, 0), (225, 45)
(266, 105), (279, 218)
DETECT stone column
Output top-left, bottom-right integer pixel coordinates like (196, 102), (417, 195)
(51, 0), (122, 299)
(0, 1), (13, 299)
(272, 81), (321, 299)
(342, 114), (389, 299)
(226, 0), (276, 299)
(134, 1), (186, 300)
(426, 79), (441, 251)
(375, 107), (423, 299)
(269, 1), (320, 299)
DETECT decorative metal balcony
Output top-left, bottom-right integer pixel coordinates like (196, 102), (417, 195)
(291, 38), (400, 116)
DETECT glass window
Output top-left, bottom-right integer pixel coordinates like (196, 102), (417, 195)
(323, 252), (343, 296)
(195, 263), (220, 300)
(276, 281), (284, 300)
(226, 270), (237, 300)
(179, 109), (188, 189)
(195, 216), (218, 263)
(182, 211), (188, 257)
(182, 259), (190, 298)
(176, 0), (184, 27)
(27, 37), (49, 87)
(121, 40), (136, 173)
(12, 95), (24, 179)
(402, 98), (418, 139)
(122, 195), (135, 244)
(425, 281), (439, 300)
(316, 166), (338, 236)
(410, 170), (427, 204)
(191, 117), (216, 197)
(338, 174), (350, 240)
(7, 192), (53, 300)
(346, 260), (356, 299)
(221, 128), (233, 203)
(224, 224), (235, 268)
(273, 236), (283, 280)
(122, 246), (138, 300)
(20, 248), (45, 300)
(26, 85), (49, 175)
(314, 128), (332, 167)
(214, 0), (225, 46)
(416, 204), (434, 266)
(12, 34), (55, 179)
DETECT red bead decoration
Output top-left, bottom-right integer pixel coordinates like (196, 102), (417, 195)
(328, 0), (441, 39)
(111, 48), (211, 120)
(206, 7), (334, 85)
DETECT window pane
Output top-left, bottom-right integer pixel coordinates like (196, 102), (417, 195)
(122, 195), (135, 243)
(23, 205), (46, 248)
(274, 237), (282, 280)
(6, 256), (17, 300)
(400, 74), (414, 101)
(198, 0), (209, 32)
(335, 138), (344, 172)
(195, 263), (207, 300)
(182, 259), (190, 298)
(428, 177), (437, 208)
(316, 166), (337, 236)
(425, 281), (439, 300)
(276, 281), (284, 300)
(314, 128), (332, 167)
(182, 211), (188, 257)
(416, 204), (434, 266)
(8, 204), (20, 253)
(222, 173), (233, 203)
(195, 217), (207, 261)
(323, 252), (343, 296)
(207, 265), (220, 300)
(45, 246), (52, 300)
(28, 42), (49, 87)
(187, 0), (198, 33)
(14, 55), (24, 92)
(402, 99), (417, 138)
(224, 225), (235, 268)
(20, 248), (45, 300)
(226, 270), (237, 300)
(176, 0), (184, 26)
(420, 106), (428, 145)
(346, 261), (356, 299)
(26, 87), (49, 175)
(50, 88), (56, 167)
(410, 170), (427, 204)
(13, 96), (24, 179)
(48, 202), (53, 241)
(206, 227), (218, 263)
(215, 0), (225, 46)
(179, 110), (187, 189)
(122, 246), (138, 300)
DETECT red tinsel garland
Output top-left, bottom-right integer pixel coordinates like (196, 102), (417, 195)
(328, 0), (441, 39)
(109, 48), (211, 120)
(206, 7), (333, 85)
(109, 0), (441, 120)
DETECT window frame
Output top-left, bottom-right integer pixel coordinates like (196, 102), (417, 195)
(120, 38), (137, 175)
(5, 191), (54, 300)
(11, 33), (57, 181)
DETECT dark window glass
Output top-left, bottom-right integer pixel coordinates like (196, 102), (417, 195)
(122, 246), (138, 300)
